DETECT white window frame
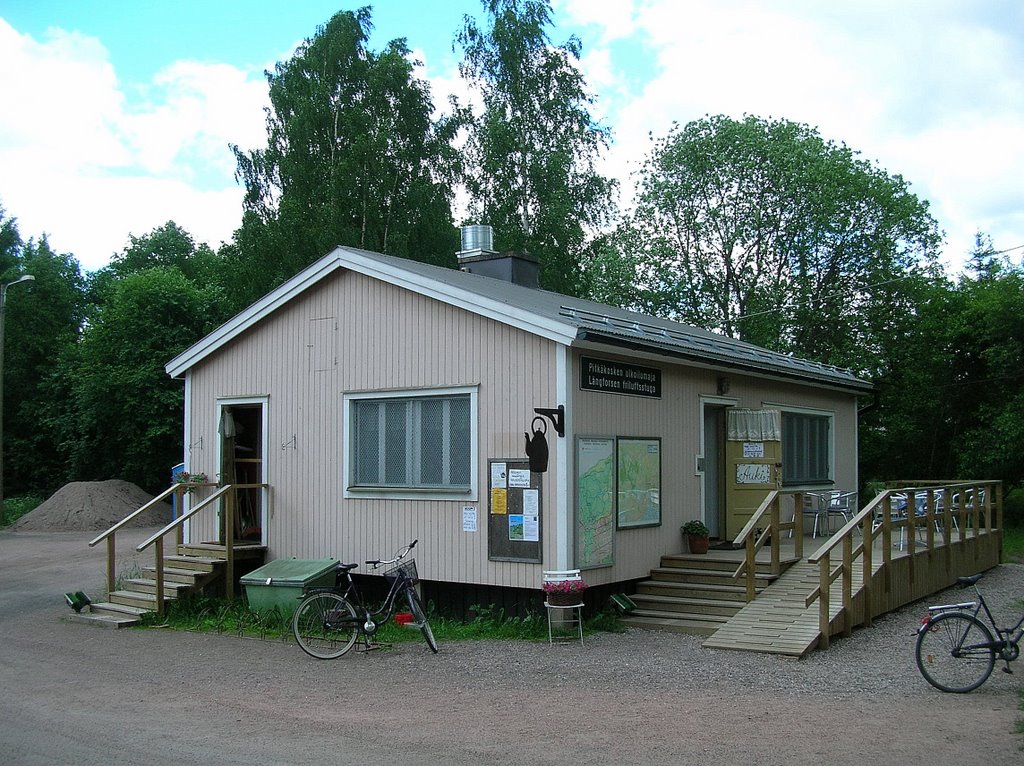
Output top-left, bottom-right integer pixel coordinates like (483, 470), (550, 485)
(765, 402), (835, 488)
(343, 386), (478, 500)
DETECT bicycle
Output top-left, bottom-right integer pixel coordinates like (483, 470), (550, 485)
(914, 572), (1022, 693)
(291, 539), (438, 659)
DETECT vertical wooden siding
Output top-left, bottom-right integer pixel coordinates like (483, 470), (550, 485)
(185, 270), (558, 589)
(571, 351), (860, 585)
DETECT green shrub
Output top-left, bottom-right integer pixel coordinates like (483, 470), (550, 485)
(1, 494), (43, 527)
(1003, 487), (1024, 528)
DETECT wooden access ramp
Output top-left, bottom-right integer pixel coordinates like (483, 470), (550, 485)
(701, 560), (863, 657)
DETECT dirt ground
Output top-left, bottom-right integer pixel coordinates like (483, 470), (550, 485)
(1, 526), (1021, 766)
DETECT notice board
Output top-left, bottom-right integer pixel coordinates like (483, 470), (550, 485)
(488, 458), (542, 563)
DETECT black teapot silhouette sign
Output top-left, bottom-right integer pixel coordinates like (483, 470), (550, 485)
(524, 416), (549, 473)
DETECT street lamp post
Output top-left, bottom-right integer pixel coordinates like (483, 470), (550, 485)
(0, 274), (34, 523)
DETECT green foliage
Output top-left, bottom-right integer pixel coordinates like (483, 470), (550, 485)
(1004, 488), (1024, 529)
(63, 267), (224, 490)
(1003, 526), (1024, 565)
(1, 216), (89, 496)
(142, 596), (622, 643)
(601, 114), (941, 373)
(457, 0), (616, 296)
(681, 519), (710, 537)
(861, 239), (1024, 488)
(0, 494), (42, 527)
(230, 8), (460, 307)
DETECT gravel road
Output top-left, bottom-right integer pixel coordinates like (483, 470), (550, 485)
(1, 527), (1021, 765)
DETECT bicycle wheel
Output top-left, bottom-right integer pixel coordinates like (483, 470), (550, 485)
(406, 588), (438, 653)
(915, 612), (995, 693)
(292, 592), (359, 659)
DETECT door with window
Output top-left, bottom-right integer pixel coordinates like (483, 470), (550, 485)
(724, 409), (782, 538)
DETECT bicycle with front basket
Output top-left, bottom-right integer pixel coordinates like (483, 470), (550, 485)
(915, 573), (1022, 693)
(291, 539), (438, 658)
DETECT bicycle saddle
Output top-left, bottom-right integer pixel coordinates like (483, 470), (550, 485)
(336, 562), (358, 572)
(957, 573), (983, 587)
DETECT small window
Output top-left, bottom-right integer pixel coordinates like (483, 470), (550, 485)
(782, 412), (831, 485)
(348, 389), (475, 494)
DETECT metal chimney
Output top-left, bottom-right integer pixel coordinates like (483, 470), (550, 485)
(456, 225), (539, 289)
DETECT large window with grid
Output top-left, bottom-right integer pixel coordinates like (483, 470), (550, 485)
(782, 411), (832, 485)
(346, 388), (476, 496)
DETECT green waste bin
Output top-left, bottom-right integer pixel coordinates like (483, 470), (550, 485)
(241, 558), (338, 617)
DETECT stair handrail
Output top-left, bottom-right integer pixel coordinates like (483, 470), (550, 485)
(729, 490), (803, 601)
(135, 483), (235, 618)
(88, 484), (181, 548)
(805, 480), (1003, 649)
(87, 482), (211, 610)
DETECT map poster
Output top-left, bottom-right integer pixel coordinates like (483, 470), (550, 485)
(616, 438), (661, 529)
(575, 437), (615, 568)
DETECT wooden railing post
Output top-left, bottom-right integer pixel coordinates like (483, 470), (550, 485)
(155, 541), (165, 617)
(861, 513), (873, 627)
(842, 535), (853, 638)
(818, 557), (830, 649)
(106, 535), (116, 598)
(225, 488), (235, 601)
(770, 495), (780, 575)
(745, 535), (756, 601)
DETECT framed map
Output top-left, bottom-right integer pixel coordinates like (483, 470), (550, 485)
(575, 437), (615, 568)
(616, 437), (661, 528)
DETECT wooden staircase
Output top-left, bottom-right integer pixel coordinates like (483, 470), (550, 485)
(71, 541), (266, 628)
(622, 551), (798, 636)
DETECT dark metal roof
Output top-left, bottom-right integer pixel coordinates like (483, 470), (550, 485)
(348, 249), (874, 392)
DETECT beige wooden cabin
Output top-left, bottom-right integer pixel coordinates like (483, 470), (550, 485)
(154, 228), (875, 621)
(79, 228), (1001, 653)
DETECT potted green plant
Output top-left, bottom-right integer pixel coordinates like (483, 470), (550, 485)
(681, 519), (710, 554)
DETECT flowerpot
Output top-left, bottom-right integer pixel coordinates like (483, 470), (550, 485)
(688, 535), (710, 554)
(546, 591), (582, 606)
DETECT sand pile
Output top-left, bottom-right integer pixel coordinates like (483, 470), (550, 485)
(11, 480), (172, 532)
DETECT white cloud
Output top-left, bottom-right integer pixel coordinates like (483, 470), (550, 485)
(560, 0), (1024, 269)
(0, 19), (267, 271)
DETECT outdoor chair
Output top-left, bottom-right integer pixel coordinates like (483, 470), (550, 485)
(542, 569), (584, 646)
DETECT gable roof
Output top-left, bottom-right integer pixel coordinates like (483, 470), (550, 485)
(166, 246), (873, 392)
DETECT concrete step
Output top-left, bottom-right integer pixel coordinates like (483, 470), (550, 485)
(66, 601), (147, 628)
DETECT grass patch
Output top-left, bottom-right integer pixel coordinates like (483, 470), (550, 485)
(1, 494), (43, 527)
(1003, 526), (1024, 564)
(141, 596), (625, 644)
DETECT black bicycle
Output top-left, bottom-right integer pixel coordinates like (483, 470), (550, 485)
(291, 540), (438, 658)
(915, 573), (1022, 693)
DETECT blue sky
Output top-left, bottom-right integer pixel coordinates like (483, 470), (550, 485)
(1, 1), (1022, 272)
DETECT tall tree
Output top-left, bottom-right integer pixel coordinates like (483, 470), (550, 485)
(231, 8), (460, 306)
(605, 115), (942, 373)
(65, 267), (223, 491)
(457, 0), (615, 295)
(4, 236), (87, 494)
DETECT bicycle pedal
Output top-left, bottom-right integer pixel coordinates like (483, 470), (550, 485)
(1002, 667), (1013, 674)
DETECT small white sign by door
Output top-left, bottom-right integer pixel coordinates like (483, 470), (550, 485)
(736, 463), (772, 485)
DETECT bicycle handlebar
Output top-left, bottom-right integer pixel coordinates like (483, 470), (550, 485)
(366, 539), (418, 569)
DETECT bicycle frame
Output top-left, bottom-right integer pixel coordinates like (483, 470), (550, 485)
(337, 566), (413, 635)
(923, 585), (1024, 663)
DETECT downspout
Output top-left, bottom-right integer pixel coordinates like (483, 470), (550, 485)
(556, 343), (572, 569)
(182, 370), (192, 545)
